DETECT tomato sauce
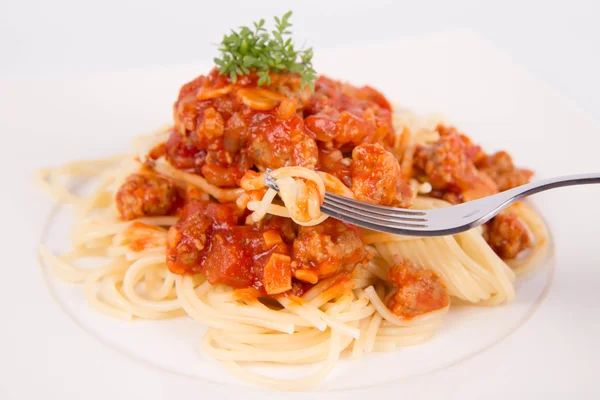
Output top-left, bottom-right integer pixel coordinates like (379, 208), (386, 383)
(114, 66), (533, 304)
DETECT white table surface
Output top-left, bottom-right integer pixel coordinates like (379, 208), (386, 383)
(1, 0), (599, 118)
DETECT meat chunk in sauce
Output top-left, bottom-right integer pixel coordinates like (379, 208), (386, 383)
(292, 219), (370, 280)
(246, 112), (318, 170)
(166, 199), (292, 293)
(351, 143), (413, 207)
(169, 69), (319, 186)
(304, 77), (395, 148)
(386, 258), (449, 319)
(116, 173), (182, 221)
(484, 211), (531, 259)
(476, 151), (533, 191)
(413, 125), (498, 204)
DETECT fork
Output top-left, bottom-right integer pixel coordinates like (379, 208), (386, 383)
(264, 172), (600, 236)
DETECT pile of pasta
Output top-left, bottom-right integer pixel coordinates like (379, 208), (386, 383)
(36, 109), (549, 390)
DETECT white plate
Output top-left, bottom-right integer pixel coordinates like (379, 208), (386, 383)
(38, 194), (555, 390)
(2, 31), (600, 399)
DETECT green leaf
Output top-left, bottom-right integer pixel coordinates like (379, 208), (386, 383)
(239, 26), (251, 37)
(253, 19), (265, 31)
(214, 11), (316, 90)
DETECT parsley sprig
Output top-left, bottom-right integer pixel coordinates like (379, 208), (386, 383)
(214, 11), (317, 90)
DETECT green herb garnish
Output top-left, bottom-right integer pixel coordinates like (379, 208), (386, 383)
(214, 11), (317, 90)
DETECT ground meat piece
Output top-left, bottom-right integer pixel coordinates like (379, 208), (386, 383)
(476, 151), (533, 191)
(413, 126), (497, 203)
(386, 258), (449, 319)
(351, 143), (413, 207)
(247, 112), (318, 170)
(304, 76), (395, 148)
(116, 173), (182, 221)
(166, 209), (212, 270)
(483, 211), (531, 259)
(292, 219), (369, 280)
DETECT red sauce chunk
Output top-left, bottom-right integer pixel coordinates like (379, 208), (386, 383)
(386, 258), (449, 319)
(166, 200), (293, 293)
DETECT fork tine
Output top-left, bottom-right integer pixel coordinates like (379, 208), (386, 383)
(324, 193), (426, 217)
(321, 207), (428, 231)
(323, 197), (428, 223)
(321, 202), (428, 228)
(263, 169), (427, 231)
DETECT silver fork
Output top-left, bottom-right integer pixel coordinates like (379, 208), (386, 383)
(264, 172), (600, 236)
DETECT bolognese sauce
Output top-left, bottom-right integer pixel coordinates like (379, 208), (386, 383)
(115, 67), (534, 309)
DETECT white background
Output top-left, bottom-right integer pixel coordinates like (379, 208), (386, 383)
(1, 0), (600, 118)
(2, 1), (600, 399)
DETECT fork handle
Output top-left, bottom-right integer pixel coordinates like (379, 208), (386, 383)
(429, 172), (600, 236)
(474, 172), (600, 225)
(503, 172), (600, 204)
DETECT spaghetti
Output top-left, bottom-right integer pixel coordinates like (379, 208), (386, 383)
(37, 68), (548, 390)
